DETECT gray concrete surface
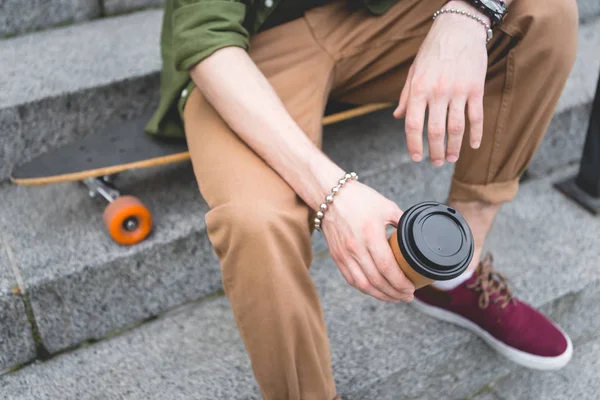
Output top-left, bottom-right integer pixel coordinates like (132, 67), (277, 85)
(0, 163), (219, 355)
(492, 337), (600, 400)
(103, 0), (164, 15)
(0, 0), (100, 38)
(0, 237), (36, 374)
(471, 394), (501, 400)
(1, 169), (599, 399)
(578, 0), (600, 22)
(1, 11), (599, 181)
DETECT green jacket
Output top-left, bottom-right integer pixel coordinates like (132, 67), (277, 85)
(145, 0), (399, 138)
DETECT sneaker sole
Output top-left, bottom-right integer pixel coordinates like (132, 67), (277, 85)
(411, 299), (573, 370)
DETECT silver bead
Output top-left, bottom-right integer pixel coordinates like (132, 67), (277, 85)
(316, 211), (324, 219)
(314, 218), (321, 225)
(320, 204), (328, 212)
(325, 195), (334, 203)
(350, 172), (358, 179)
(339, 179), (346, 186)
(344, 173), (352, 180)
(332, 186), (340, 194)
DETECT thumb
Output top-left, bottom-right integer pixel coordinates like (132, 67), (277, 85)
(386, 203), (404, 228)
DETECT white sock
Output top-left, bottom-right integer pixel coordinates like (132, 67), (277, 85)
(432, 268), (475, 291)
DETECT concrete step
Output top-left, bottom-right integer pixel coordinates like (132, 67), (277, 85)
(0, 168), (599, 399)
(1, 9), (600, 181)
(1, 0), (599, 38)
(0, 107), (415, 374)
(0, 0), (163, 38)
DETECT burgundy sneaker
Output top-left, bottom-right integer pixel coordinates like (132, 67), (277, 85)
(412, 254), (573, 370)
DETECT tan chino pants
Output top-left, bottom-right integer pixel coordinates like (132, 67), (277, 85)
(183, 0), (578, 398)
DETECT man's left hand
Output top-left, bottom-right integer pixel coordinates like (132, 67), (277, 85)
(393, 1), (490, 166)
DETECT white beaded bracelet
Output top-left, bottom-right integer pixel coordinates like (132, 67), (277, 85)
(433, 8), (494, 43)
(314, 172), (358, 232)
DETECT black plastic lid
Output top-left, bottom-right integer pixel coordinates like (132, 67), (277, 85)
(397, 202), (474, 281)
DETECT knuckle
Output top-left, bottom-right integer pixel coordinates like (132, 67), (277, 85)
(368, 274), (385, 290)
(405, 117), (423, 133)
(447, 121), (465, 136)
(361, 222), (376, 238)
(379, 257), (398, 275)
(355, 279), (371, 292)
(470, 113), (483, 125)
(343, 237), (359, 255)
(452, 83), (469, 97)
(428, 128), (445, 141)
(411, 78), (430, 97)
(433, 81), (450, 98)
(343, 274), (355, 287)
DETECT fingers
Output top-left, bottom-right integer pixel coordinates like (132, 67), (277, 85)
(345, 258), (398, 303)
(366, 230), (415, 299)
(394, 66), (414, 119)
(345, 232), (407, 301)
(332, 252), (354, 287)
(468, 89), (484, 149)
(405, 96), (427, 163)
(386, 203), (404, 228)
(446, 97), (467, 162)
(427, 99), (448, 167)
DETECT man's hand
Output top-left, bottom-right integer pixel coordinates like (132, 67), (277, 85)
(321, 181), (415, 303)
(393, 1), (489, 166)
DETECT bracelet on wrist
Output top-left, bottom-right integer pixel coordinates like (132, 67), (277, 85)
(314, 172), (358, 232)
(433, 8), (494, 43)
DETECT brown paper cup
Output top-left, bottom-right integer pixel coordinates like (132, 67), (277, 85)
(388, 230), (434, 289)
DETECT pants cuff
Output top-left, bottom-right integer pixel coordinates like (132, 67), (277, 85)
(449, 177), (520, 204)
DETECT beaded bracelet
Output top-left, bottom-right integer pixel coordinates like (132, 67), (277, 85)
(314, 172), (358, 232)
(433, 8), (494, 43)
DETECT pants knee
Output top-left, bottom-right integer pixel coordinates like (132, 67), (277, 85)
(512, 0), (578, 70)
(205, 201), (313, 285)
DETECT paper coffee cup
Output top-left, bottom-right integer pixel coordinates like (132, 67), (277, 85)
(389, 202), (474, 289)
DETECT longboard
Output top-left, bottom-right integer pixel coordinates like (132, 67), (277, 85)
(11, 102), (392, 245)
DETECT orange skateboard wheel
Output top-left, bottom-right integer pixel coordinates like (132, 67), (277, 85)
(103, 196), (153, 245)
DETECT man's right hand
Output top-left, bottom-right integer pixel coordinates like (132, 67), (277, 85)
(321, 181), (415, 303)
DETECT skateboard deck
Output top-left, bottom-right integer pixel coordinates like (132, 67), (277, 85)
(10, 102), (391, 186)
(10, 101), (392, 245)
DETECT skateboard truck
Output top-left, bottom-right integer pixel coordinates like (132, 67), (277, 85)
(82, 176), (153, 245)
(83, 176), (120, 202)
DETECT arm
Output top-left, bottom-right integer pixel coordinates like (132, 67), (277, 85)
(189, 47), (341, 211)
(189, 47), (415, 302)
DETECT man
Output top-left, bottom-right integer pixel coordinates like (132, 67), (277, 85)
(147, 0), (578, 398)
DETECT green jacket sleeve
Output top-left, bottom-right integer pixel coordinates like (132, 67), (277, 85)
(172, 0), (250, 71)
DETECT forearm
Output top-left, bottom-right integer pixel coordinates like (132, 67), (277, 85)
(189, 46), (342, 210)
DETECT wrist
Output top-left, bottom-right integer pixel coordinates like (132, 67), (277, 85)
(306, 157), (346, 210)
